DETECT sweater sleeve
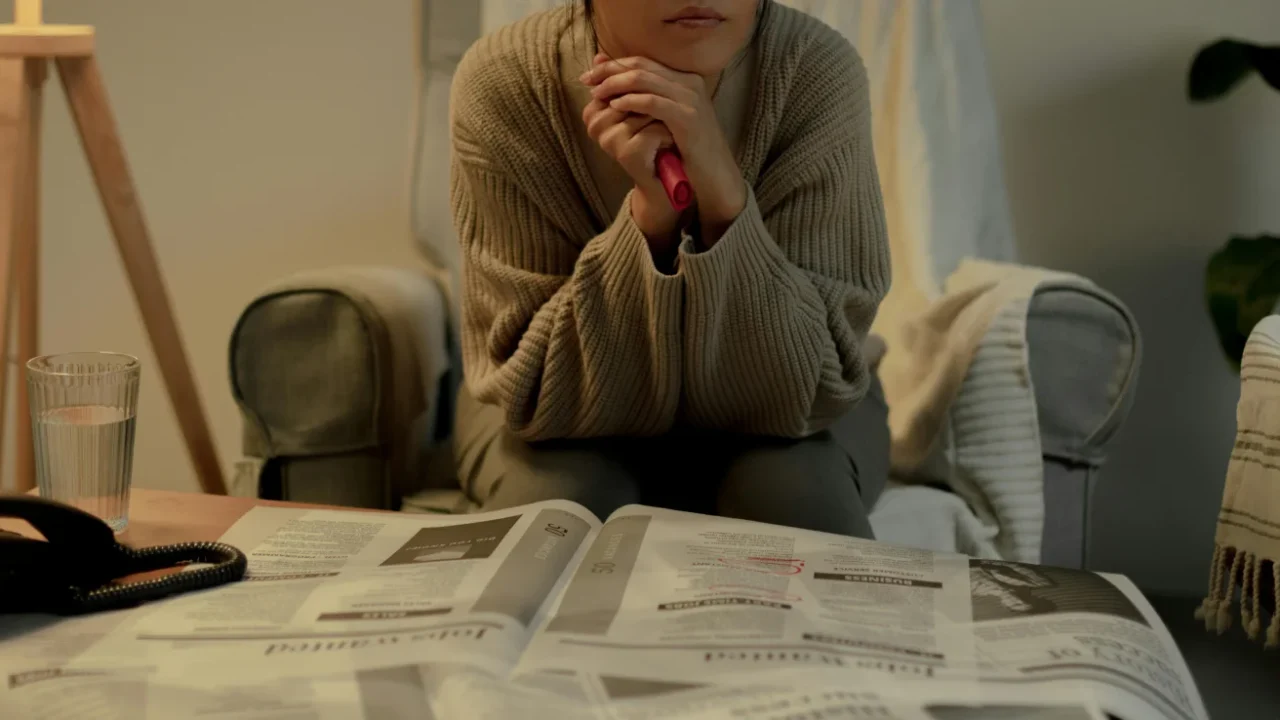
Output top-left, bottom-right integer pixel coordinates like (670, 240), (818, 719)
(679, 49), (891, 438)
(452, 151), (685, 441)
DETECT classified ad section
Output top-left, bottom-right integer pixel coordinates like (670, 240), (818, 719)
(516, 505), (977, 686)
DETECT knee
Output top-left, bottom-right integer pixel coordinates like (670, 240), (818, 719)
(492, 442), (642, 519)
(717, 437), (872, 538)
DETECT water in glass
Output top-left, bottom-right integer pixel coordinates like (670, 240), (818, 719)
(34, 405), (136, 532)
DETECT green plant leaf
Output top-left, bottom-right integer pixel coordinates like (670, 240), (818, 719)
(1248, 259), (1280, 301)
(1252, 46), (1280, 92)
(1188, 39), (1280, 102)
(1205, 236), (1280, 371)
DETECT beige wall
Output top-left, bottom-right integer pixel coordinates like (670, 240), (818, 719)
(981, 0), (1280, 595)
(1, 0), (420, 493)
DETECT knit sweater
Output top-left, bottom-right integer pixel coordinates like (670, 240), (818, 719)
(449, 1), (890, 442)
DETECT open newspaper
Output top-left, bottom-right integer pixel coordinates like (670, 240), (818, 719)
(0, 501), (1208, 720)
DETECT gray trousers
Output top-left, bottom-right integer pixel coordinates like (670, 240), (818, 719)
(453, 380), (890, 539)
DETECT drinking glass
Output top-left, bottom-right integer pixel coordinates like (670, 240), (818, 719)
(27, 352), (141, 532)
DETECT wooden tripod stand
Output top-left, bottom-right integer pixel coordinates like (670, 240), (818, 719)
(0, 1), (225, 495)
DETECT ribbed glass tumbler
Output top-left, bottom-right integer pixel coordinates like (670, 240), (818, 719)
(27, 352), (141, 533)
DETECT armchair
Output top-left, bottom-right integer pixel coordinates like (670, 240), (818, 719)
(228, 0), (1142, 569)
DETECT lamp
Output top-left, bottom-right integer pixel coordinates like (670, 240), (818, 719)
(0, 0), (225, 495)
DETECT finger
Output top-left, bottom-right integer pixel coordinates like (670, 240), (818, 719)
(598, 114), (660, 155)
(581, 57), (630, 86)
(583, 100), (628, 139)
(599, 56), (701, 88)
(584, 97), (650, 140)
(582, 55), (697, 88)
(625, 124), (678, 172)
(610, 56), (683, 81)
(586, 107), (630, 141)
(609, 93), (694, 131)
(592, 68), (693, 104)
(582, 97), (605, 123)
(639, 123), (676, 150)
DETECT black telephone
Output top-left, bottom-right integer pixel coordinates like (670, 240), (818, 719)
(0, 495), (247, 615)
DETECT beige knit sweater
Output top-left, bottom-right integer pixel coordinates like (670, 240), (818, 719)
(449, 2), (890, 442)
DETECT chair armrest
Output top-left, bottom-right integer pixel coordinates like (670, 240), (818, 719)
(1027, 286), (1142, 466)
(1027, 285), (1142, 568)
(942, 272), (1142, 566)
(229, 266), (455, 509)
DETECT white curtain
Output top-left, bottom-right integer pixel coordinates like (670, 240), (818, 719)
(786, 1), (1018, 343)
(440, 1), (1018, 342)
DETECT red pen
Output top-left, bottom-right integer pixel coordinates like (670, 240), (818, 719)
(655, 149), (693, 212)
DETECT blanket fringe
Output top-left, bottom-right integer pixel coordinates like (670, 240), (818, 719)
(1269, 564), (1280, 650)
(1195, 545), (1226, 631)
(1197, 543), (1278, 647)
(1245, 553), (1262, 640)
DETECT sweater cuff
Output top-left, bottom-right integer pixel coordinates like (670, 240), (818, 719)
(603, 191), (685, 319)
(678, 188), (790, 294)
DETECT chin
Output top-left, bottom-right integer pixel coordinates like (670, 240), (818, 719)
(652, 46), (738, 77)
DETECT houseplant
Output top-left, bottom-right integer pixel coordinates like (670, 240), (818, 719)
(1189, 39), (1280, 371)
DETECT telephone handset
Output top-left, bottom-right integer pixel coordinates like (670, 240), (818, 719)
(0, 495), (246, 615)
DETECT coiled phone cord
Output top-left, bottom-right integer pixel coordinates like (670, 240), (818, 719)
(71, 541), (247, 614)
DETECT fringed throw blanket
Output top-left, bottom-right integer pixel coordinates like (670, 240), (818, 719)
(1198, 316), (1280, 646)
(879, 259), (1096, 564)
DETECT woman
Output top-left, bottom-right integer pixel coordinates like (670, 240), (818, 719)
(449, 0), (891, 536)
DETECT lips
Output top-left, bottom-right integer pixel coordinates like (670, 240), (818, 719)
(665, 6), (727, 27)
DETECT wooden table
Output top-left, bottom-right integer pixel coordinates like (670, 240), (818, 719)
(0, 488), (387, 546)
(0, 489), (394, 601)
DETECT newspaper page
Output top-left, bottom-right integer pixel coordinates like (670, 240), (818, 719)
(514, 505), (1209, 720)
(0, 660), (1108, 720)
(516, 505), (977, 688)
(429, 666), (1109, 720)
(0, 610), (145, 719)
(0, 499), (598, 702)
(961, 560), (1208, 720)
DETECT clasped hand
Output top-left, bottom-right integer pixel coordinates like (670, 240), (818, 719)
(580, 54), (747, 251)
